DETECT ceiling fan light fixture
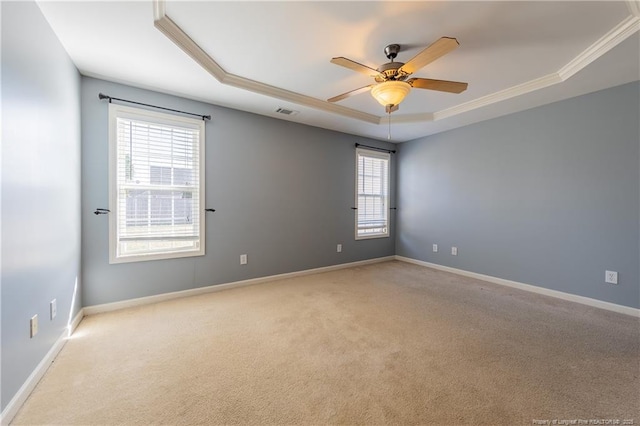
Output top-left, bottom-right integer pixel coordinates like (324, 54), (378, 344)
(370, 80), (411, 108)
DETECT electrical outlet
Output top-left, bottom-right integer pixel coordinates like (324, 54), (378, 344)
(30, 315), (38, 338)
(432, 244), (438, 252)
(240, 254), (247, 265)
(337, 244), (342, 253)
(50, 299), (57, 320)
(605, 270), (618, 284)
(451, 246), (458, 256)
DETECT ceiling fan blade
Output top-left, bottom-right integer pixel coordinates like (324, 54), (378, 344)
(331, 57), (384, 78)
(398, 37), (460, 76)
(407, 78), (468, 94)
(327, 85), (374, 103)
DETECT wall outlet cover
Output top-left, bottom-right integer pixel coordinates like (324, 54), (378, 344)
(605, 270), (618, 284)
(240, 254), (248, 265)
(337, 244), (342, 253)
(432, 244), (438, 252)
(451, 247), (458, 256)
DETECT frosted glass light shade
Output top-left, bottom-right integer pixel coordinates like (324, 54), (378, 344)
(370, 81), (411, 107)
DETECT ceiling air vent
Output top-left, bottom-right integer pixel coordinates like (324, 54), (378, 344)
(275, 107), (299, 116)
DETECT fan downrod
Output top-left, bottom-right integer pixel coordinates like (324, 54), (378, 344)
(377, 44), (404, 82)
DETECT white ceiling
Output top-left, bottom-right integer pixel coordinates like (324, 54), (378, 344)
(37, 1), (640, 142)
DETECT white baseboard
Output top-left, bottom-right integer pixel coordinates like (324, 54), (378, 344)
(84, 256), (396, 315)
(17, 254), (633, 424)
(0, 309), (84, 425)
(67, 308), (85, 337)
(395, 256), (640, 317)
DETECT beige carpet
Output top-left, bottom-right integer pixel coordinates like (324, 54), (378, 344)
(12, 261), (639, 425)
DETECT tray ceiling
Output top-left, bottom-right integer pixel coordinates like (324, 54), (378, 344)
(38, 1), (640, 142)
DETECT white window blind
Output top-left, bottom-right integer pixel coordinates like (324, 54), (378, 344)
(108, 104), (205, 263)
(355, 148), (390, 239)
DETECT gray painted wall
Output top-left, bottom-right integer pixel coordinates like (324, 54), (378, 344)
(1, 2), (82, 411)
(2, 3), (634, 413)
(81, 77), (396, 307)
(396, 82), (640, 309)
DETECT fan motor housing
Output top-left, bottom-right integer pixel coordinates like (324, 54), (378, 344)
(376, 62), (406, 82)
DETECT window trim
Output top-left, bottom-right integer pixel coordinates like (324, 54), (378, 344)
(108, 103), (206, 264)
(354, 147), (390, 240)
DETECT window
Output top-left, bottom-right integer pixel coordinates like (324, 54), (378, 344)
(108, 104), (205, 263)
(355, 148), (390, 239)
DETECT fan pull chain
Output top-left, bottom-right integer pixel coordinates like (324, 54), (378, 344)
(388, 110), (391, 140)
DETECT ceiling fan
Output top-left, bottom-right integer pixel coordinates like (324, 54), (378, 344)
(328, 37), (468, 113)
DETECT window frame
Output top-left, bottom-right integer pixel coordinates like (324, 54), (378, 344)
(108, 103), (206, 264)
(354, 147), (390, 240)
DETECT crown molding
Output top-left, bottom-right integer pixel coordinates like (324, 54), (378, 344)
(220, 74), (378, 124)
(153, 4), (379, 124)
(435, 73), (562, 121)
(436, 14), (639, 123)
(154, 14), (225, 81)
(558, 14), (640, 80)
(153, 0), (638, 128)
(627, 0), (640, 17)
(152, 0), (165, 22)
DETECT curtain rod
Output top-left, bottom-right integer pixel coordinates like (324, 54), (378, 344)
(355, 143), (396, 154)
(98, 93), (211, 121)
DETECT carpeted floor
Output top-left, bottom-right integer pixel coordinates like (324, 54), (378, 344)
(12, 261), (640, 425)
